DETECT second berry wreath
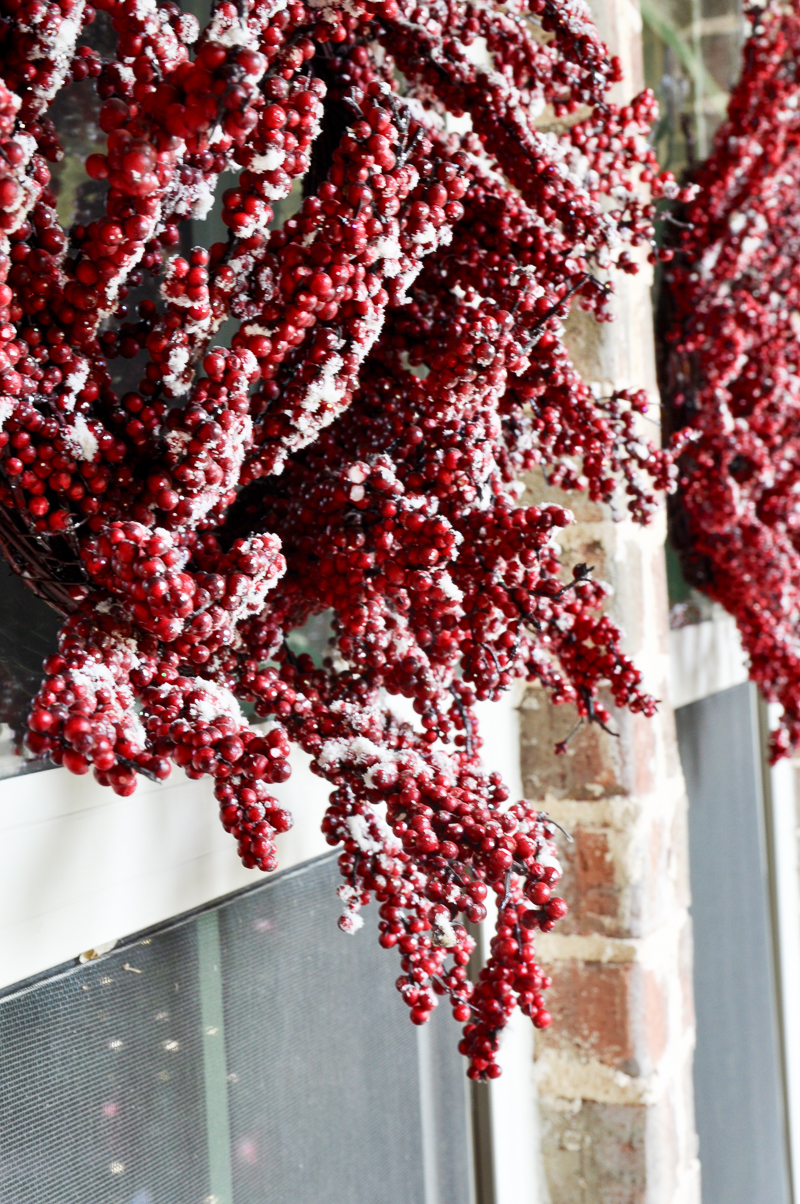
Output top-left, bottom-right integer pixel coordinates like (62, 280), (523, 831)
(660, 0), (800, 763)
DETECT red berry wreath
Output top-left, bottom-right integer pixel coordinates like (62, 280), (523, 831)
(0, 0), (674, 1075)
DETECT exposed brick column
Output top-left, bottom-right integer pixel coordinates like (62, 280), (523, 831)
(520, 2), (701, 1195)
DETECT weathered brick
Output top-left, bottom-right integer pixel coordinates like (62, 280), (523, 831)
(639, 967), (669, 1072)
(540, 1100), (647, 1204)
(520, 686), (628, 801)
(521, 467), (607, 526)
(536, 961), (635, 1070)
(554, 825), (626, 936)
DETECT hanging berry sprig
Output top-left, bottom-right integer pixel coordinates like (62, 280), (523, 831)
(660, 0), (800, 761)
(0, 0), (675, 1077)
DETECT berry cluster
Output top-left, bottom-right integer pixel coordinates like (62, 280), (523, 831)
(0, 0), (676, 1074)
(661, 0), (800, 760)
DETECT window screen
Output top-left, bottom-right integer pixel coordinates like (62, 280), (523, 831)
(0, 851), (475, 1204)
(676, 682), (791, 1204)
(0, 565), (62, 778)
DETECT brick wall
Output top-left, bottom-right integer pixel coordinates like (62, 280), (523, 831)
(521, 3), (701, 1194)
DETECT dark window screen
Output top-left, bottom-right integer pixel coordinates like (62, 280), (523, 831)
(0, 564), (62, 777)
(0, 852), (475, 1204)
(675, 683), (791, 1204)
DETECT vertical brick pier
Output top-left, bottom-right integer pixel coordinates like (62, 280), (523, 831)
(521, 3), (702, 1190)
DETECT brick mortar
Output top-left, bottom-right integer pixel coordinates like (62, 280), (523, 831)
(536, 908), (691, 967)
(536, 1024), (696, 1108)
(531, 783), (688, 827)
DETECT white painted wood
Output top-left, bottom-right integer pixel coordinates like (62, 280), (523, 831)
(668, 608), (749, 709)
(490, 1005), (546, 1204)
(0, 746), (330, 991)
(766, 706), (800, 1204)
(477, 688), (550, 1204)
